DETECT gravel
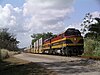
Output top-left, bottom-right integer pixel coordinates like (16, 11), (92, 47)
(14, 53), (100, 75)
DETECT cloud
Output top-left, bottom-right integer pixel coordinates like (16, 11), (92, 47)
(0, 0), (74, 47)
(65, 23), (82, 31)
(23, 0), (74, 33)
(0, 4), (13, 27)
(91, 11), (100, 18)
(0, 4), (22, 28)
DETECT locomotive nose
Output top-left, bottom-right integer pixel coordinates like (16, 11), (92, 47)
(73, 38), (78, 43)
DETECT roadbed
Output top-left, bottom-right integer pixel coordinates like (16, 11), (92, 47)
(0, 57), (56, 75)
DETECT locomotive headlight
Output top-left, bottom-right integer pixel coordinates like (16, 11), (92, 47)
(74, 38), (77, 41)
(73, 38), (77, 44)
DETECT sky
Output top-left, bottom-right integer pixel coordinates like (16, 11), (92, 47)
(0, 0), (100, 48)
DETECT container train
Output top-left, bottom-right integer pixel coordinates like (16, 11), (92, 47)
(30, 28), (84, 56)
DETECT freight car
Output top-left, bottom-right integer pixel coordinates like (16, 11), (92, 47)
(32, 28), (84, 56)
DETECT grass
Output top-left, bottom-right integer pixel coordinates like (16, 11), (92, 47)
(0, 57), (56, 75)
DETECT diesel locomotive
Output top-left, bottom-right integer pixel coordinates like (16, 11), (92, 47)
(31, 28), (84, 56)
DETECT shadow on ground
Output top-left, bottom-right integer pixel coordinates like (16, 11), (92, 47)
(0, 58), (56, 75)
(1, 57), (100, 75)
(39, 59), (100, 74)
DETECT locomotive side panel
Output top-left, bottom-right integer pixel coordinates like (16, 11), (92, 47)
(42, 38), (51, 53)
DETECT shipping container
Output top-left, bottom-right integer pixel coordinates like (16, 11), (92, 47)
(39, 38), (43, 53)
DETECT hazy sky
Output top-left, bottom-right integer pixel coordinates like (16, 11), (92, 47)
(0, 0), (100, 48)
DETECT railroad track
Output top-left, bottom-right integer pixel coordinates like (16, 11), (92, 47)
(39, 53), (100, 60)
(26, 51), (100, 60)
(47, 53), (100, 60)
(78, 56), (100, 60)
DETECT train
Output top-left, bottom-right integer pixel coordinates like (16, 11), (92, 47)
(30, 28), (84, 56)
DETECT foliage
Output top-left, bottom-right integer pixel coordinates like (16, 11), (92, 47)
(81, 13), (100, 39)
(81, 13), (93, 34)
(83, 38), (100, 56)
(84, 39), (96, 56)
(0, 49), (9, 60)
(0, 28), (19, 51)
(81, 13), (100, 56)
(31, 32), (56, 46)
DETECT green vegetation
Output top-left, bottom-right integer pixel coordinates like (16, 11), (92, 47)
(84, 38), (100, 56)
(81, 13), (100, 56)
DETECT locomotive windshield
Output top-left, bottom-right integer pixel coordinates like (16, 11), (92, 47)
(65, 28), (81, 36)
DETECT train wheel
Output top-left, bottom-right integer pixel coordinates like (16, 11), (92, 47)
(60, 48), (65, 56)
(48, 50), (51, 54)
(65, 47), (71, 56)
(52, 49), (56, 55)
(49, 49), (53, 55)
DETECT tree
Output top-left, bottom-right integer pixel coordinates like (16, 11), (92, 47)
(81, 13), (93, 34)
(0, 28), (19, 51)
(81, 13), (100, 39)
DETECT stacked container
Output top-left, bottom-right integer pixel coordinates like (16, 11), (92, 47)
(39, 38), (43, 53)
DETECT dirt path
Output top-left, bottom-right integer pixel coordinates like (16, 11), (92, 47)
(14, 53), (100, 75)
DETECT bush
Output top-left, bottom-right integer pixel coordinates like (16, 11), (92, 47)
(84, 38), (100, 56)
(0, 49), (19, 61)
(93, 41), (100, 56)
(0, 49), (9, 60)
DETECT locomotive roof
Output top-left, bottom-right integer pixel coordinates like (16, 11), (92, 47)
(44, 28), (81, 42)
(44, 37), (52, 42)
(65, 28), (80, 33)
